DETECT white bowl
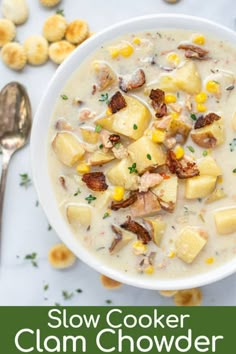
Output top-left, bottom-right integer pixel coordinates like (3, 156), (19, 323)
(31, 14), (236, 290)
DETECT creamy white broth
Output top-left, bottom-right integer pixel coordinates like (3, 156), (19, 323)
(48, 29), (236, 279)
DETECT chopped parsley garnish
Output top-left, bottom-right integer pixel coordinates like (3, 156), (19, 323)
(74, 188), (81, 196)
(25, 253), (38, 267)
(190, 113), (197, 121)
(44, 284), (49, 291)
(187, 146), (195, 153)
(61, 94), (68, 100)
(62, 290), (74, 300)
(146, 154), (152, 160)
(133, 124), (138, 130)
(99, 93), (109, 104)
(199, 213), (205, 223)
(19, 173), (31, 188)
(114, 142), (121, 149)
(99, 144), (104, 149)
(85, 195), (97, 204)
(128, 163), (138, 174)
(202, 150), (208, 157)
(35, 200), (39, 207)
(229, 138), (236, 152)
(48, 224), (52, 231)
(76, 289), (83, 293)
(106, 299), (112, 304)
(95, 124), (102, 133)
(233, 168), (236, 173)
(56, 8), (65, 16)
(103, 212), (110, 219)
(54, 303), (61, 307)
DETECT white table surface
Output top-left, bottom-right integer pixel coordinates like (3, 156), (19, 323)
(1, 0), (236, 306)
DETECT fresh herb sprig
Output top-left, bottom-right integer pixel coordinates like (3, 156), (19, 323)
(128, 163), (138, 174)
(25, 253), (38, 267)
(99, 93), (109, 104)
(85, 195), (96, 204)
(20, 173), (31, 188)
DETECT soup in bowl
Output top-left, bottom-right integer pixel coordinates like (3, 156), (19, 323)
(31, 14), (236, 290)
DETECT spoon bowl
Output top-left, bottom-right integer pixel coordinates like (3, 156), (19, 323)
(0, 82), (32, 152)
(0, 82), (32, 248)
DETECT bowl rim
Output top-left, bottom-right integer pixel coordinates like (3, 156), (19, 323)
(31, 13), (236, 290)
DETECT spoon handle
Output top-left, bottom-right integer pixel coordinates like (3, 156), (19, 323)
(0, 150), (12, 243)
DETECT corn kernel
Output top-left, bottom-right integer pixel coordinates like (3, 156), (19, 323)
(133, 37), (141, 45)
(171, 112), (180, 120)
(205, 257), (214, 265)
(76, 163), (91, 174)
(195, 92), (207, 104)
(106, 107), (112, 116)
(192, 34), (205, 45)
(109, 47), (120, 58)
(206, 80), (220, 94)
(165, 94), (177, 104)
(168, 251), (176, 259)
(112, 186), (125, 202)
(144, 265), (155, 275)
(218, 176), (223, 184)
(167, 52), (180, 65)
(133, 241), (147, 255)
(152, 129), (166, 143)
(196, 103), (207, 112)
(119, 43), (134, 57)
(174, 145), (185, 160)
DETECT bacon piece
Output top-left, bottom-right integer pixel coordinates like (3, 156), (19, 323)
(149, 88), (167, 118)
(108, 91), (127, 114)
(119, 69), (146, 93)
(82, 172), (108, 191)
(178, 44), (209, 60)
(109, 134), (120, 144)
(166, 150), (199, 179)
(139, 172), (163, 192)
(111, 193), (138, 211)
(194, 113), (221, 129)
(121, 216), (151, 244)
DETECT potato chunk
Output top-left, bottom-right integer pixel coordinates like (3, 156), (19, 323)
(67, 205), (91, 228)
(80, 128), (99, 144)
(88, 150), (115, 166)
(214, 208), (236, 235)
(107, 157), (139, 191)
(175, 227), (208, 264)
(96, 95), (150, 140)
(152, 175), (178, 211)
(144, 218), (166, 246)
(191, 119), (225, 148)
(167, 119), (191, 143)
(185, 175), (217, 199)
(127, 136), (166, 173)
(175, 61), (202, 95)
(198, 156), (222, 177)
(52, 132), (85, 166)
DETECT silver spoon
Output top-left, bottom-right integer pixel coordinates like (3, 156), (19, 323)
(0, 82), (32, 242)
